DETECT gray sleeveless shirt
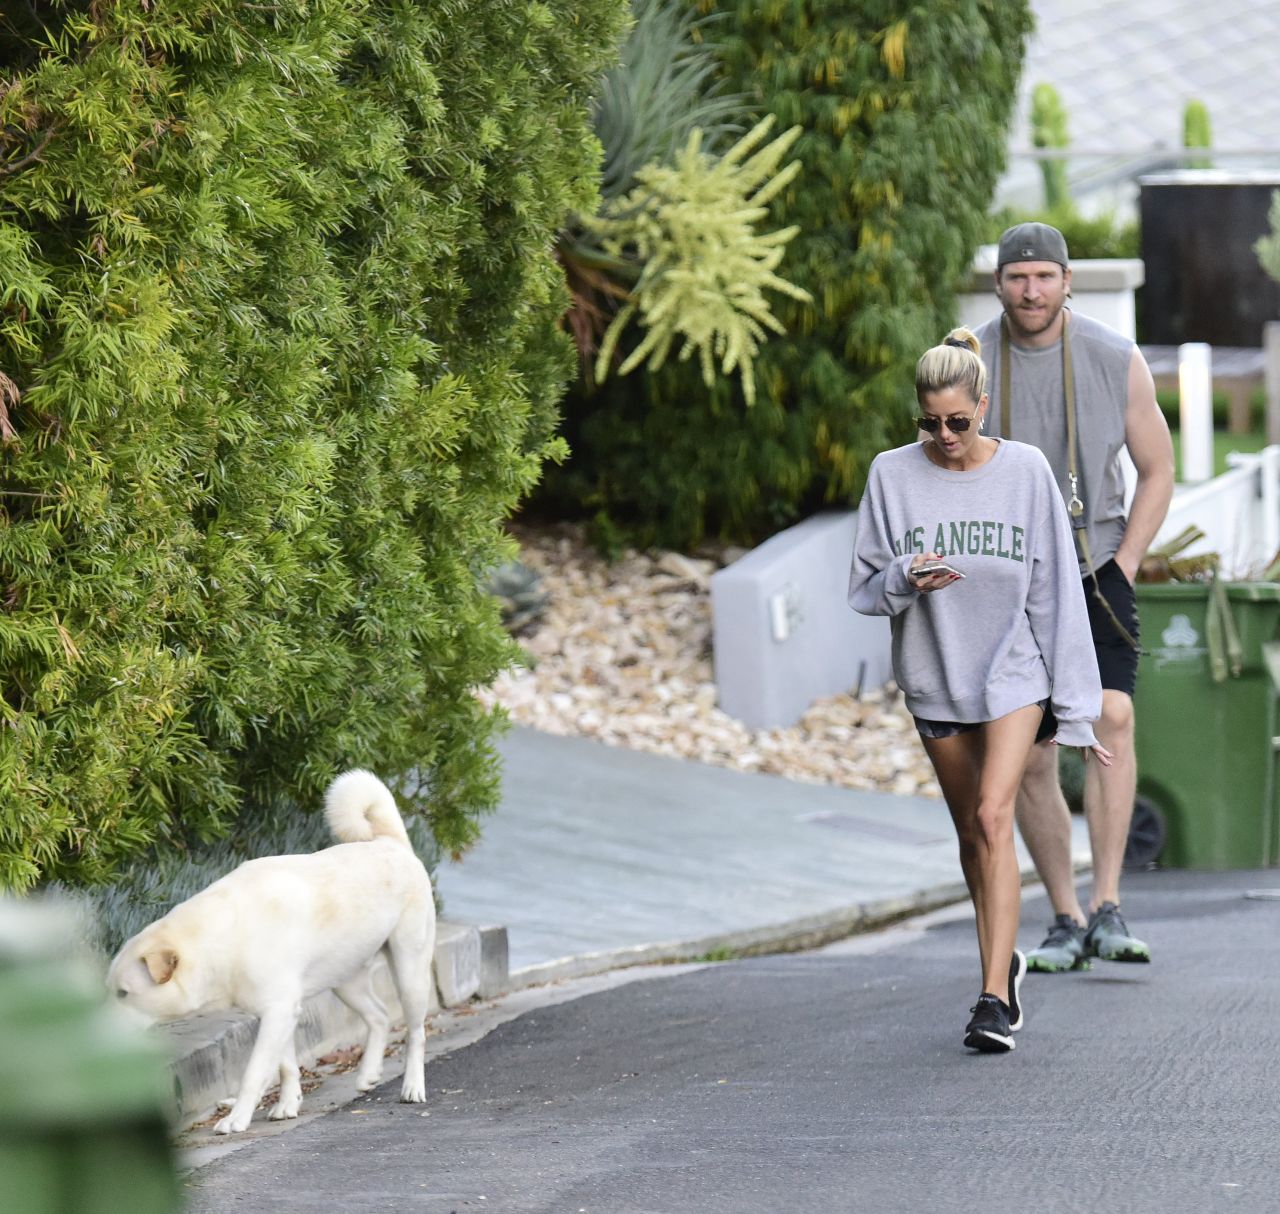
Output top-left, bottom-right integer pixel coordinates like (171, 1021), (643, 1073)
(971, 309), (1133, 574)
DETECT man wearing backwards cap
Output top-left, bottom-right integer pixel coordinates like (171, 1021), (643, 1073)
(971, 223), (1174, 974)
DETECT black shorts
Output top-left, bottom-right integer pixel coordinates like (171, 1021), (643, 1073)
(1085, 559), (1140, 697)
(915, 699), (1056, 744)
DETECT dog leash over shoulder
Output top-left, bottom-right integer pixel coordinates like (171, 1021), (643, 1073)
(999, 313), (1143, 652)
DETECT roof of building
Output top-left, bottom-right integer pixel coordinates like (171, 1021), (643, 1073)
(998, 0), (1280, 208)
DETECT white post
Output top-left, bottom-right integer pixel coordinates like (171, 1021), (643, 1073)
(1178, 342), (1214, 483)
(1263, 445), (1280, 564)
(1265, 322), (1280, 448)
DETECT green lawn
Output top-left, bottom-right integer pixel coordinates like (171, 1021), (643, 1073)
(1170, 429), (1270, 478)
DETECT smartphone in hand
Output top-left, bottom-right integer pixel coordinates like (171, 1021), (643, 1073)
(909, 561), (965, 580)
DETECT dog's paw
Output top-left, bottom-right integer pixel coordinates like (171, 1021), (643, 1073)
(355, 1065), (384, 1093)
(268, 1093), (302, 1121)
(400, 1073), (426, 1104)
(213, 1106), (253, 1134)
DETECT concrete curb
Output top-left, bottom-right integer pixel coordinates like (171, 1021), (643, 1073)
(505, 854), (1093, 990)
(506, 883), (971, 990)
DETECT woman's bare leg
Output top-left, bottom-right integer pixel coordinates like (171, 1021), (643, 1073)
(923, 704), (1042, 1003)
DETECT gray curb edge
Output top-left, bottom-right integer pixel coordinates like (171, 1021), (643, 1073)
(505, 853), (1091, 991)
(504, 883), (972, 991)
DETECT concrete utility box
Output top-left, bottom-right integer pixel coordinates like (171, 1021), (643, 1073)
(1139, 172), (1280, 347)
(710, 511), (892, 730)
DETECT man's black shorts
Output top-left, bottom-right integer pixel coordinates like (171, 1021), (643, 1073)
(1085, 559), (1140, 697)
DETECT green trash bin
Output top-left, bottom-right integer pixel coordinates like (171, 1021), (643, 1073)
(0, 900), (182, 1214)
(1134, 580), (1280, 869)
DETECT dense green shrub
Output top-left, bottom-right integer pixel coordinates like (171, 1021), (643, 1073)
(986, 205), (1140, 261)
(1156, 388), (1266, 433)
(0, 0), (626, 890)
(538, 0), (1033, 548)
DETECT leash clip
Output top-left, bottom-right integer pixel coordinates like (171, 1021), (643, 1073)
(1068, 473), (1084, 520)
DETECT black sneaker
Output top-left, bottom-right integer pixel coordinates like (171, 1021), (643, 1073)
(1008, 949), (1026, 1032)
(1084, 901), (1151, 963)
(964, 994), (1014, 1053)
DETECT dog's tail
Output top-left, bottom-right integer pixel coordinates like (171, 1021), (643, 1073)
(324, 769), (412, 849)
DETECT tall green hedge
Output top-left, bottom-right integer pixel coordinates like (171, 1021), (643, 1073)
(0, 0), (626, 890)
(540, 0), (1032, 548)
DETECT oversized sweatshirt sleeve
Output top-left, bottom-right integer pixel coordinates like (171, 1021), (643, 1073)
(1024, 460), (1102, 747)
(848, 458), (918, 617)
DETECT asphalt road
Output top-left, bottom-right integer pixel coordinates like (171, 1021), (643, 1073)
(181, 869), (1280, 1214)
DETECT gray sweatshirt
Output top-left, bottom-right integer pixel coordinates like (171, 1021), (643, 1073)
(972, 310), (1133, 575)
(848, 439), (1101, 747)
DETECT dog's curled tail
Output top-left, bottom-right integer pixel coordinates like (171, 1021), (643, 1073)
(324, 769), (412, 849)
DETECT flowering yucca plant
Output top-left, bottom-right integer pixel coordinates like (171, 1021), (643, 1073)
(588, 117), (810, 405)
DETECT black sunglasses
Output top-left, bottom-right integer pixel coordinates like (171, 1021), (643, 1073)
(915, 409), (978, 434)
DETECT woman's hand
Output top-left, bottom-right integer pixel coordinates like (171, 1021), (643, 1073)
(1082, 742), (1114, 767)
(908, 551), (962, 594)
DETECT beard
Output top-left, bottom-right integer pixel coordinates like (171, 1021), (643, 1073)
(1002, 295), (1067, 340)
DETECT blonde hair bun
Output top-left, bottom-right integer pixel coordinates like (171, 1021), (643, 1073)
(943, 327), (981, 357)
(915, 327), (987, 403)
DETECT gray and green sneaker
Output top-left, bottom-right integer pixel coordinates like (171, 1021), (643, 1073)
(1084, 901), (1151, 963)
(1026, 914), (1090, 973)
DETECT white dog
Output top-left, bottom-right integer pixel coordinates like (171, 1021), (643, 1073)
(107, 769), (436, 1134)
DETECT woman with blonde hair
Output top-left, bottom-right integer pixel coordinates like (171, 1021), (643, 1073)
(848, 327), (1111, 1053)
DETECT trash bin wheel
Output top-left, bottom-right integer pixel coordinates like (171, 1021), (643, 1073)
(1123, 794), (1167, 870)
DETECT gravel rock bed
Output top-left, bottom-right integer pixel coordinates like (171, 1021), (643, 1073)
(483, 524), (942, 800)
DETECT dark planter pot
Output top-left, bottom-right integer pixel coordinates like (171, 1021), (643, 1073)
(1139, 172), (1280, 346)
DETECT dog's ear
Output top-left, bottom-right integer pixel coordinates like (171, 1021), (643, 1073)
(143, 948), (179, 985)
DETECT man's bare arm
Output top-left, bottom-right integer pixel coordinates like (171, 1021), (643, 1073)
(1114, 348), (1176, 583)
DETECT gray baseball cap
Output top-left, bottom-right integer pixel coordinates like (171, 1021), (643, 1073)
(996, 222), (1069, 269)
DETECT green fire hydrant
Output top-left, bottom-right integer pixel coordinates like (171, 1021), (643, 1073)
(0, 899), (182, 1214)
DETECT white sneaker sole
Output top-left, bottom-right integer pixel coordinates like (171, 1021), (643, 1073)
(1009, 949), (1027, 1032)
(965, 1028), (1015, 1053)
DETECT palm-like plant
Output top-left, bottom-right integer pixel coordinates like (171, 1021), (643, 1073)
(560, 0), (805, 396)
(592, 0), (744, 203)
(588, 117), (809, 406)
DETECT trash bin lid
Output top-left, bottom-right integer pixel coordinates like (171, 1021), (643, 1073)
(1224, 582), (1280, 603)
(1137, 581), (1280, 602)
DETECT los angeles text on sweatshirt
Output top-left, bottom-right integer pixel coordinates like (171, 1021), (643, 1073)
(848, 439), (1101, 748)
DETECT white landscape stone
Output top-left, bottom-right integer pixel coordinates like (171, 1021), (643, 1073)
(483, 525), (942, 801)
